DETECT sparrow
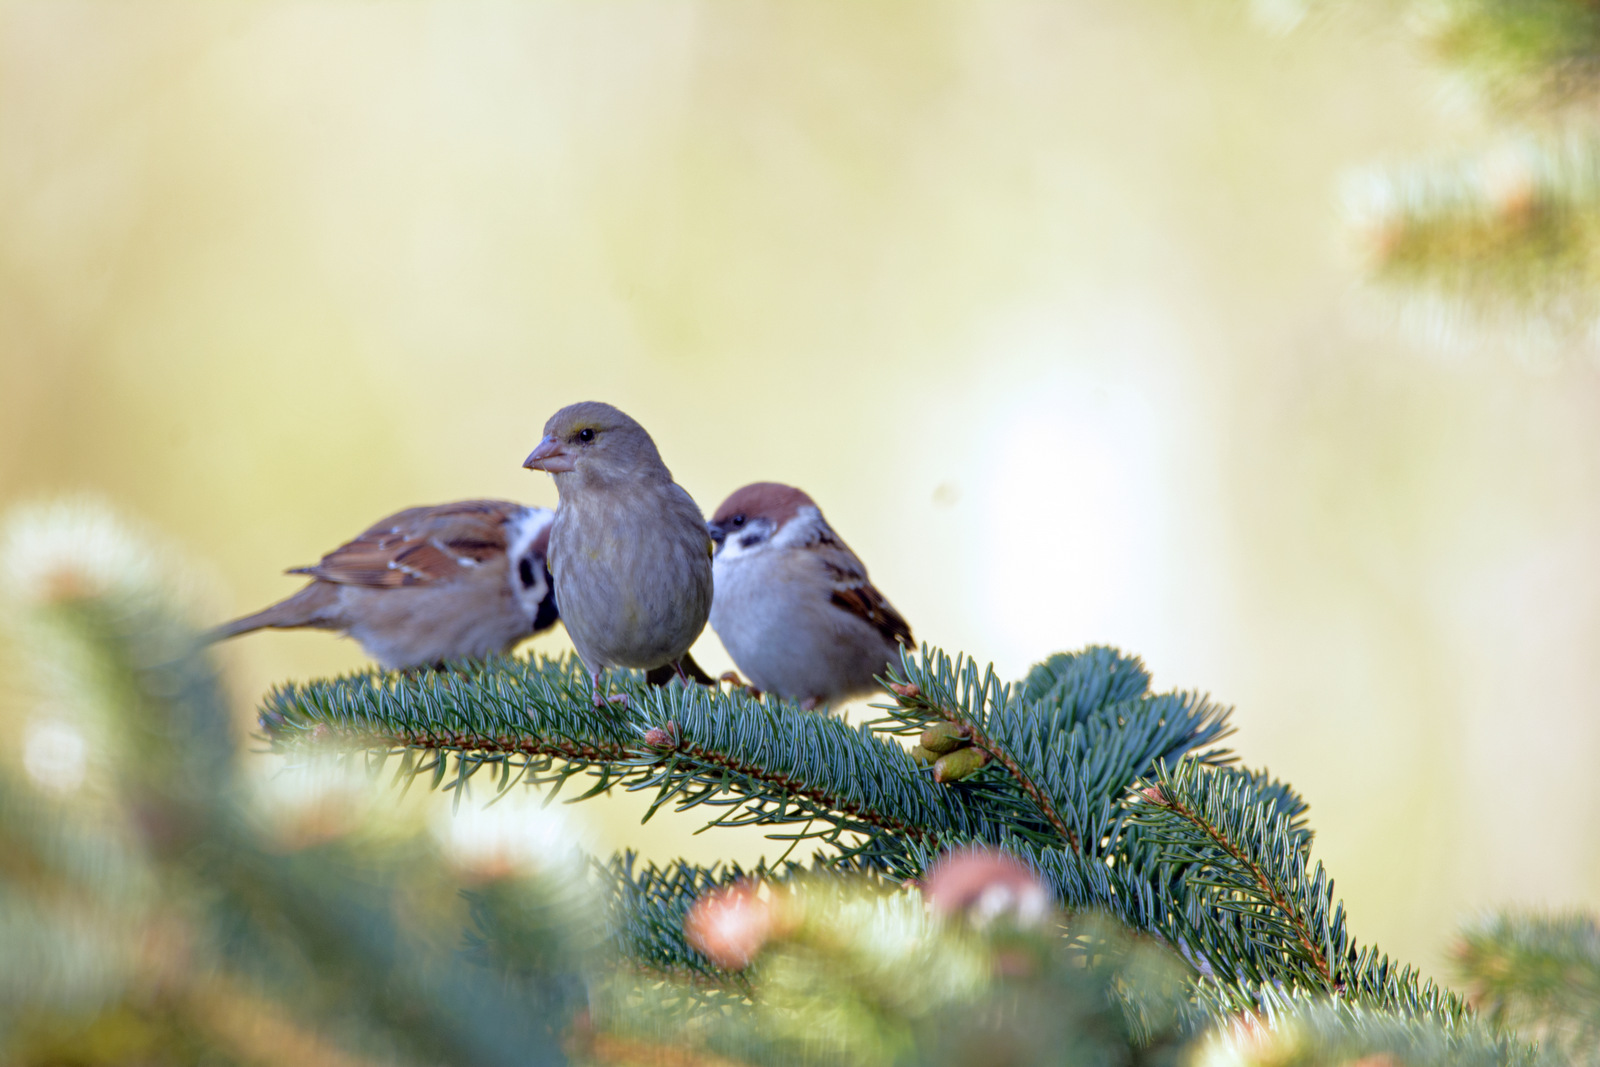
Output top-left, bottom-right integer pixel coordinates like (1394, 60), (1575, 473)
(206, 500), (559, 669)
(707, 483), (912, 710)
(523, 402), (714, 707)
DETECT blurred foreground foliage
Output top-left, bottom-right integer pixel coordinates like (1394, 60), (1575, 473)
(1280, 0), (1600, 350)
(0, 500), (1593, 1065)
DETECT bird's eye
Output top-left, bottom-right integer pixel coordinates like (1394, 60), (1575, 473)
(731, 514), (746, 527)
(576, 428), (596, 443)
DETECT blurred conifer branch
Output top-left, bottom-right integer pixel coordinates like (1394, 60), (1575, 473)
(1345, 135), (1600, 350)
(0, 501), (581, 1065)
(1266, 0), (1600, 351)
(3, 497), (1592, 1065)
(1423, 1), (1600, 113)
(1455, 911), (1600, 1064)
(262, 626), (1463, 1025)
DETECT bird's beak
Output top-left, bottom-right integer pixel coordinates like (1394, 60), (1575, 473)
(523, 434), (574, 474)
(707, 522), (726, 551)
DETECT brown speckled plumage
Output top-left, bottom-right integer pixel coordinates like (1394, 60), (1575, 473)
(207, 500), (557, 669)
(708, 481), (912, 709)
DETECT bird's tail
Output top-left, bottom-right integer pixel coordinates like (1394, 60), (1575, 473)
(202, 609), (282, 644)
(645, 650), (718, 688)
(643, 652), (720, 694)
(202, 583), (339, 645)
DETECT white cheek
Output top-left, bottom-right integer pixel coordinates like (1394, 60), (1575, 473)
(714, 539), (750, 564)
(771, 507), (826, 550)
(510, 558), (549, 615)
(714, 528), (773, 565)
(503, 507), (556, 617)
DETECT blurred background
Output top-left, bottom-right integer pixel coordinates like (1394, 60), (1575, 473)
(3, 0), (1597, 983)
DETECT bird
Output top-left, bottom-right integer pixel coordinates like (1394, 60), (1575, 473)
(523, 401), (714, 707)
(205, 500), (560, 669)
(707, 482), (912, 710)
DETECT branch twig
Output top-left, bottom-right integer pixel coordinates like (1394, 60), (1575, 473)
(308, 725), (934, 847)
(892, 685), (1081, 853)
(1146, 787), (1334, 988)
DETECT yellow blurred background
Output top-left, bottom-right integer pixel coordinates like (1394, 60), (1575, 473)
(3, 0), (1598, 982)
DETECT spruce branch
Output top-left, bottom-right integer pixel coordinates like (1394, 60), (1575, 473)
(260, 654), (1017, 875)
(598, 853), (766, 986)
(265, 646), (1236, 877)
(1138, 772), (1334, 990)
(1130, 760), (1469, 1020)
(1017, 644), (1158, 720)
(888, 676), (1081, 851)
(258, 640), (1474, 1030)
(877, 646), (1235, 857)
(17, 502), (1560, 1064)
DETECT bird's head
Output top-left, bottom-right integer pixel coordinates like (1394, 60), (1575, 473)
(522, 401), (668, 488)
(708, 482), (816, 560)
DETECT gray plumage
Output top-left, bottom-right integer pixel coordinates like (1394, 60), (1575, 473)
(524, 402), (713, 701)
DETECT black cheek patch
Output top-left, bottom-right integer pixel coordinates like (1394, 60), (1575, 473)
(532, 589), (560, 632)
(738, 533), (764, 550)
(518, 557), (538, 588)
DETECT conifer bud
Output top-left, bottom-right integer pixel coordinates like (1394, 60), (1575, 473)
(909, 745), (937, 766)
(642, 721), (680, 750)
(933, 746), (989, 783)
(888, 682), (921, 699)
(919, 721), (969, 755)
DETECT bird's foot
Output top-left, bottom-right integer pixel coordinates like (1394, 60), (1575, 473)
(590, 672), (630, 709)
(718, 671), (762, 699)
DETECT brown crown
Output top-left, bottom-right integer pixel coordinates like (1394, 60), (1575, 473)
(711, 482), (817, 527)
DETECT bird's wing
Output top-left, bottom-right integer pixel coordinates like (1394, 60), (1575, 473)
(808, 531), (915, 649)
(289, 500), (518, 588)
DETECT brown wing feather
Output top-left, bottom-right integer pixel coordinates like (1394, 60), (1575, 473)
(289, 500), (519, 588)
(829, 583), (914, 648)
(811, 529), (914, 648)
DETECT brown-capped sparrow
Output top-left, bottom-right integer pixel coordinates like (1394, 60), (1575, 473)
(707, 482), (913, 709)
(206, 500), (559, 669)
(523, 402), (714, 706)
